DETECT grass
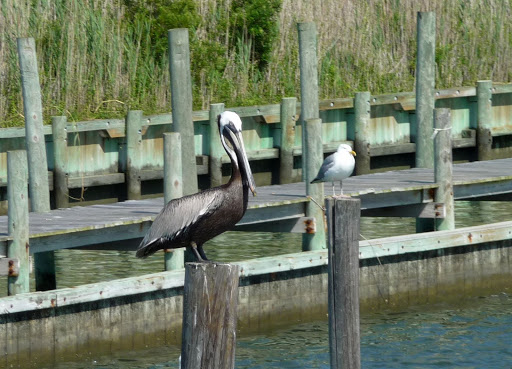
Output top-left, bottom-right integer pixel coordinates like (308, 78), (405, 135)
(1, 0), (512, 127)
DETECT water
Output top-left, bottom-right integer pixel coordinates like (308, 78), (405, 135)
(40, 292), (512, 368)
(4, 200), (512, 368)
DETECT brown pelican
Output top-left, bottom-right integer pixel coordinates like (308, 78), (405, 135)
(136, 111), (256, 261)
(310, 144), (356, 196)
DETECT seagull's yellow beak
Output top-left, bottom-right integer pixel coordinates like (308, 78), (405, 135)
(351, 150), (357, 157)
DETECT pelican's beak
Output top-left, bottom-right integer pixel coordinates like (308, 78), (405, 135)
(351, 150), (357, 157)
(235, 131), (257, 196)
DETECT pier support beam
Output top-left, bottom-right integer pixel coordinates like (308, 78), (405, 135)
(181, 263), (239, 369)
(434, 108), (455, 231)
(52, 116), (69, 209)
(168, 28), (198, 196)
(326, 197), (361, 369)
(415, 11), (436, 169)
(126, 110), (143, 200)
(7, 151), (30, 295)
(17, 37), (56, 291)
(279, 97), (297, 184)
(354, 92), (371, 175)
(298, 22), (319, 180)
(304, 118), (326, 251)
(477, 80), (493, 161)
(209, 103), (225, 188)
(163, 132), (184, 270)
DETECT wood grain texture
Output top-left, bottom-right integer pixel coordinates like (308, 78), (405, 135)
(181, 263), (239, 369)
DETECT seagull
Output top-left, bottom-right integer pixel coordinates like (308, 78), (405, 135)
(310, 144), (356, 197)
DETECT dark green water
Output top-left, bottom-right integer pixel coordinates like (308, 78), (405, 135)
(4, 200), (512, 368)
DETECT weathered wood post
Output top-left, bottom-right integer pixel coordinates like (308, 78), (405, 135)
(434, 108), (455, 231)
(52, 116), (69, 209)
(304, 118), (326, 251)
(168, 28), (198, 196)
(209, 103), (225, 188)
(126, 110), (143, 200)
(354, 92), (371, 175)
(298, 22), (319, 180)
(279, 97), (297, 184)
(17, 37), (56, 291)
(163, 132), (184, 270)
(326, 197), (361, 369)
(477, 80), (493, 161)
(415, 11), (436, 169)
(7, 150), (30, 295)
(181, 263), (239, 369)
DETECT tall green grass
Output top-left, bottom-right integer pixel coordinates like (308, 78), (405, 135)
(1, 0), (511, 127)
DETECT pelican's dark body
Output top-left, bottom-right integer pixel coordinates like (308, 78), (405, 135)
(136, 111), (256, 261)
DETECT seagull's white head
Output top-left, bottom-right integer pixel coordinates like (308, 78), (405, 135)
(338, 144), (356, 157)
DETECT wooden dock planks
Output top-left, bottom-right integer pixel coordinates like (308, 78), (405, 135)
(0, 158), (511, 255)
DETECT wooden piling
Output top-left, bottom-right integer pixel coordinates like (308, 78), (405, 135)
(354, 92), (371, 175)
(126, 110), (143, 200)
(52, 116), (69, 209)
(181, 262), (239, 369)
(415, 11), (436, 169)
(279, 97), (297, 184)
(298, 22), (319, 180)
(7, 150), (30, 295)
(17, 37), (56, 291)
(434, 108), (454, 231)
(163, 132), (184, 270)
(326, 197), (361, 369)
(209, 103), (225, 188)
(168, 28), (198, 196)
(477, 80), (493, 161)
(303, 118), (326, 251)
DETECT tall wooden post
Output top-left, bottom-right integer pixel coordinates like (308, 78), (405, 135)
(303, 118), (326, 251)
(477, 80), (493, 161)
(298, 22), (319, 180)
(168, 28), (198, 196)
(17, 37), (56, 291)
(326, 197), (361, 369)
(163, 132), (184, 270)
(126, 110), (143, 200)
(181, 263), (239, 369)
(209, 103), (225, 188)
(415, 11), (436, 169)
(7, 150), (30, 295)
(52, 116), (69, 209)
(434, 108), (455, 231)
(279, 97), (297, 184)
(354, 92), (371, 175)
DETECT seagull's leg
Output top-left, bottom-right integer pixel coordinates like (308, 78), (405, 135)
(340, 180), (343, 196)
(332, 182), (335, 197)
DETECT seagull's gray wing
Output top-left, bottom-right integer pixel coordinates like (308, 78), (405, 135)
(311, 153), (336, 182)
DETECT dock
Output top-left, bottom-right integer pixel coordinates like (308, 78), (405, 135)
(0, 158), (511, 255)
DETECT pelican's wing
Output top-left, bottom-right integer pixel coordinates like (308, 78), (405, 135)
(136, 189), (223, 257)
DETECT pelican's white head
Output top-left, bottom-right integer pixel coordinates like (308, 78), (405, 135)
(219, 111), (243, 132)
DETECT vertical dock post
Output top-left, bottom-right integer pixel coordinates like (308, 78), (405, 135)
(326, 197), (361, 369)
(17, 37), (56, 291)
(298, 22), (320, 180)
(434, 108), (455, 231)
(279, 97), (297, 184)
(304, 118), (326, 251)
(168, 28), (198, 196)
(209, 103), (225, 188)
(181, 263), (239, 369)
(354, 92), (371, 175)
(163, 132), (184, 270)
(415, 11), (436, 169)
(477, 80), (493, 161)
(52, 116), (69, 209)
(7, 150), (30, 295)
(126, 110), (143, 200)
